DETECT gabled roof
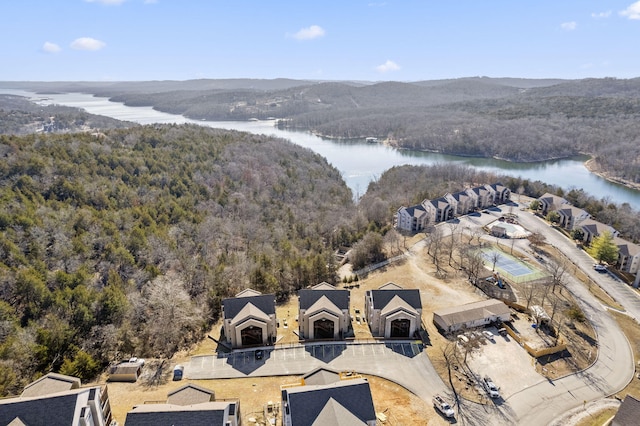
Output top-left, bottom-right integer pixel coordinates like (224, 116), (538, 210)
(490, 182), (508, 192)
(299, 288), (349, 311)
(471, 186), (491, 196)
(405, 204), (427, 218)
(303, 367), (341, 386)
(613, 395), (640, 426)
(312, 282), (336, 290)
(615, 237), (640, 257)
(305, 295), (342, 317)
(285, 378), (376, 426)
(21, 373), (80, 398)
(229, 302), (270, 326)
(0, 393), (79, 426)
(125, 402), (231, 426)
(556, 205), (588, 217)
(0, 387), (104, 426)
(378, 282), (403, 290)
(235, 288), (262, 298)
(380, 295), (418, 316)
(433, 299), (510, 327)
(312, 398), (368, 426)
(167, 384), (215, 406)
(580, 218), (616, 235)
(222, 293), (275, 320)
(426, 197), (451, 210)
(538, 193), (568, 206)
(369, 287), (421, 311)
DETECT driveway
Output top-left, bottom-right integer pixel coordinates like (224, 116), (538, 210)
(468, 204), (635, 425)
(184, 203), (634, 426)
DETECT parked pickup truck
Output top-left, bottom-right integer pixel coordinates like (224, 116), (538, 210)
(432, 394), (455, 418)
(483, 376), (500, 398)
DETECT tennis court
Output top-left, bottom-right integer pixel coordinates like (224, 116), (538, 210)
(480, 248), (548, 283)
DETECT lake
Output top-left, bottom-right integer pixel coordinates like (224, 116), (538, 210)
(3, 89), (639, 209)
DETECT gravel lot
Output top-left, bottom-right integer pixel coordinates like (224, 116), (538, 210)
(466, 325), (545, 399)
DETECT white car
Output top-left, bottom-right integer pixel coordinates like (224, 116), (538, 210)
(483, 376), (500, 398)
(482, 330), (494, 341)
(594, 264), (607, 272)
(433, 394), (455, 418)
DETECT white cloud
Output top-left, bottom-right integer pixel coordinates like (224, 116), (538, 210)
(591, 11), (611, 18)
(42, 42), (61, 53)
(560, 21), (577, 31)
(291, 25), (325, 40)
(620, 1), (640, 19)
(70, 37), (106, 51)
(375, 60), (400, 73)
(84, 0), (127, 4)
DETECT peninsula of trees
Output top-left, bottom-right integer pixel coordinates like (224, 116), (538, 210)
(4, 76), (638, 188)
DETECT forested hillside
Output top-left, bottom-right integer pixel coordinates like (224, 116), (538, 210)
(0, 125), (357, 395)
(34, 77), (636, 187)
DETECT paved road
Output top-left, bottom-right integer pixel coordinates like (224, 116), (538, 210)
(469, 205), (635, 425)
(185, 202), (635, 425)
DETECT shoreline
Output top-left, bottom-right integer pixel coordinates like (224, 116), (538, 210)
(584, 158), (640, 191)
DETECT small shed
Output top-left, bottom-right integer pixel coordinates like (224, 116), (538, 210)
(491, 225), (507, 238)
(107, 362), (142, 382)
(433, 299), (511, 333)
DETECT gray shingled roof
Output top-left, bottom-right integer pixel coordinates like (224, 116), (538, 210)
(20, 373), (80, 398)
(125, 403), (229, 426)
(285, 378), (376, 426)
(369, 288), (421, 310)
(613, 395), (640, 426)
(299, 288), (349, 310)
(311, 398), (367, 426)
(0, 393), (79, 426)
(303, 367), (341, 386)
(222, 293), (275, 319)
(167, 384), (215, 406)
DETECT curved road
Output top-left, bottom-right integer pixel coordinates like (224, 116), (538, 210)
(187, 203), (635, 425)
(476, 206), (635, 425)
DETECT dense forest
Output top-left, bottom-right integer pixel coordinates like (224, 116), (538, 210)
(12, 77), (633, 186)
(1, 81), (639, 396)
(0, 125), (361, 395)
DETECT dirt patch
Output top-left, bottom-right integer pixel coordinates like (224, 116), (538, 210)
(105, 372), (446, 425)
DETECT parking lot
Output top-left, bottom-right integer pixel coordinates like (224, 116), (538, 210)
(187, 341), (425, 380)
(465, 326), (544, 400)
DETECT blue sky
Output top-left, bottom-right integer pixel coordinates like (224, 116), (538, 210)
(2, 0), (640, 81)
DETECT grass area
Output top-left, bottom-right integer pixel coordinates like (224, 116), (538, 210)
(573, 407), (617, 426)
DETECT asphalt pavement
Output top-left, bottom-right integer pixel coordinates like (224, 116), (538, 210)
(184, 202), (636, 426)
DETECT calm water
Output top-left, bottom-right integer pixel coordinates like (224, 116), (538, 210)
(3, 89), (639, 209)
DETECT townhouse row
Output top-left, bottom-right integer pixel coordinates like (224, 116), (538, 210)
(221, 282), (423, 349)
(538, 192), (640, 275)
(396, 183), (511, 233)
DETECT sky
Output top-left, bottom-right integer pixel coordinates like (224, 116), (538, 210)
(2, 0), (640, 82)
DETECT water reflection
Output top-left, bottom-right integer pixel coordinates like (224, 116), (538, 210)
(2, 89), (638, 209)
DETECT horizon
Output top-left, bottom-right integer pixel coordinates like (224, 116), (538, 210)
(3, 1), (640, 82)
